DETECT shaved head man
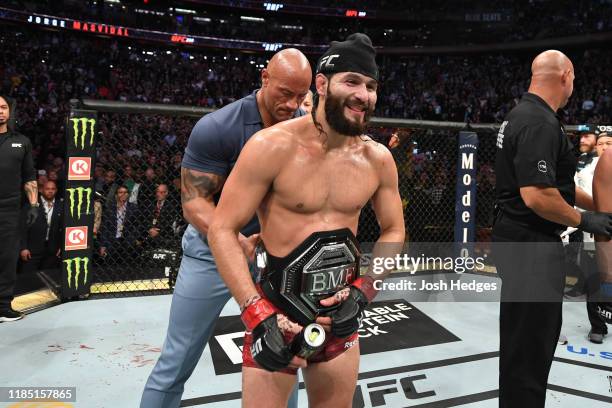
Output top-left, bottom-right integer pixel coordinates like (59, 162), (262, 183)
(259, 49), (312, 125)
(494, 51), (612, 407)
(529, 50), (575, 110)
(141, 49), (312, 408)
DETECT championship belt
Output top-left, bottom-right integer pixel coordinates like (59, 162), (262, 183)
(256, 228), (360, 326)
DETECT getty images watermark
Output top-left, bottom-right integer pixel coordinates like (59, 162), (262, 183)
(368, 251), (499, 297)
(361, 242), (589, 302)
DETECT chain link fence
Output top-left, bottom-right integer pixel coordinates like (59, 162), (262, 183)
(73, 102), (513, 297)
(358, 126), (497, 244)
(88, 112), (195, 296)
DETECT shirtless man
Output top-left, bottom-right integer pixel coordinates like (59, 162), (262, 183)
(208, 34), (405, 407)
(593, 130), (612, 327)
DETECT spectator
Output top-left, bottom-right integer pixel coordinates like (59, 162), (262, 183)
(36, 174), (48, 192)
(19, 181), (64, 274)
(93, 165), (106, 192)
(93, 197), (103, 238)
(135, 167), (157, 207)
(100, 169), (118, 206)
(46, 169), (64, 196)
(300, 90), (313, 113)
(141, 184), (177, 249)
(99, 186), (140, 260)
(121, 165), (136, 193)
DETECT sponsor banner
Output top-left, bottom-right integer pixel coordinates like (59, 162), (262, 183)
(63, 256), (90, 290)
(0, 8), (329, 53)
(68, 157), (92, 181)
(454, 131), (478, 260)
(209, 300), (459, 375)
(68, 117), (96, 152)
(65, 226), (88, 251)
(62, 110), (97, 298)
(65, 187), (93, 220)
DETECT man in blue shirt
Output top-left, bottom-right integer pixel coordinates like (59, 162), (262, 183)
(140, 49), (312, 408)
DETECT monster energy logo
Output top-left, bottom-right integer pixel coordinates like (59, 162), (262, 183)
(66, 187), (92, 220)
(70, 117), (96, 150)
(63, 256), (89, 289)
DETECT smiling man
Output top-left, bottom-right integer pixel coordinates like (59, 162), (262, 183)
(209, 34), (405, 407)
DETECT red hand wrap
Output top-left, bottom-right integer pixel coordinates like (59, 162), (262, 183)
(240, 297), (277, 332)
(352, 275), (378, 302)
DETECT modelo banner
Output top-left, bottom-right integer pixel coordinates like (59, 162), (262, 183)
(62, 110), (97, 298)
(454, 131), (478, 262)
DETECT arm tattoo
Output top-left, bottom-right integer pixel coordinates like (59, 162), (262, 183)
(181, 168), (225, 204)
(24, 180), (38, 205)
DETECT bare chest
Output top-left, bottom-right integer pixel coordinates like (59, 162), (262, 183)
(270, 148), (379, 214)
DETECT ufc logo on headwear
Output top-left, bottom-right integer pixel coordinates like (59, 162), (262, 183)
(319, 54), (340, 71)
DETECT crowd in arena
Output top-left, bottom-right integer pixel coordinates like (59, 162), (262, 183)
(0, 18), (610, 260)
(7, 0), (611, 47)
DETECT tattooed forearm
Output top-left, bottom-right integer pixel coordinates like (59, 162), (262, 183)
(180, 167), (225, 205)
(24, 180), (38, 205)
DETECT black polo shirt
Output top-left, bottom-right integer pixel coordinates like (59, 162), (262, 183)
(0, 130), (36, 210)
(495, 92), (576, 233)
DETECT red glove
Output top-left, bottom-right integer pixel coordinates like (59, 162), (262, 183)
(241, 297), (294, 371)
(241, 296), (276, 332)
(352, 275), (378, 302)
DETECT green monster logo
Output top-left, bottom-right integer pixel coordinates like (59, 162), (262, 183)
(70, 117), (96, 150)
(63, 256), (89, 289)
(66, 187), (92, 220)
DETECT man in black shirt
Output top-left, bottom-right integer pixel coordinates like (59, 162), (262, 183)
(494, 51), (612, 407)
(0, 95), (39, 322)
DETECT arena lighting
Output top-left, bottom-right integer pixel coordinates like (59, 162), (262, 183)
(345, 9), (367, 17)
(72, 20), (130, 37)
(27, 15), (66, 28)
(135, 8), (165, 16)
(5, 7), (328, 53)
(173, 7), (196, 14)
(170, 35), (195, 43)
(240, 16), (265, 22)
(193, 16), (211, 22)
(281, 24), (302, 30)
(262, 43), (282, 51)
(263, 2), (283, 11)
(104, 0), (121, 3)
